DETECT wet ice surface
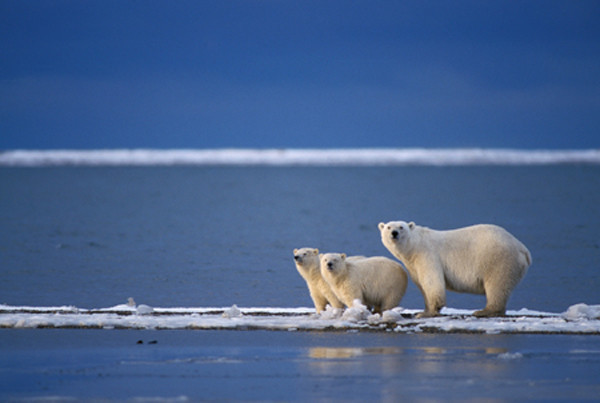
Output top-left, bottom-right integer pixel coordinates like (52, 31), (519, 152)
(2, 305), (600, 401)
(1, 328), (600, 401)
(1, 302), (600, 334)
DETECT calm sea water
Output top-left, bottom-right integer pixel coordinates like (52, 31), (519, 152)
(1, 166), (599, 312)
(2, 329), (600, 401)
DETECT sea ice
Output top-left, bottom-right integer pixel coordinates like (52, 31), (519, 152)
(497, 352), (523, 360)
(341, 300), (371, 322)
(2, 148), (600, 166)
(1, 303), (600, 334)
(136, 304), (154, 315)
(319, 305), (343, 320)
(222, 304), (242, 319)
(381, 308), (404, 323)
(562, 303), (600, 320)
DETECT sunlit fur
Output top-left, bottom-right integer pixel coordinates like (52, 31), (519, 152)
(379, 221), (532, 318)
(319, 252), (408, 314)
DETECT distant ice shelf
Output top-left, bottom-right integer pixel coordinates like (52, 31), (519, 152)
(1, 148), (600, 166)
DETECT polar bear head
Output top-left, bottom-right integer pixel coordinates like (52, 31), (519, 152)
(378, 221), (415, 251)
(293, 248), (320, 271)
(319, 253), (347, 276)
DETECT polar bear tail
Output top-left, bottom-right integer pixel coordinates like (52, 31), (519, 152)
(521, 248), (532, 268)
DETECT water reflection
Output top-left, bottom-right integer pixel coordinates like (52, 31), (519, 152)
(305, 345), (514, 402)
(308, 346), (508, 361)
(309, 347), (402, 359)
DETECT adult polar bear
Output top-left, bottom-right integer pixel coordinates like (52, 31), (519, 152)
(379, 221), (531, 318)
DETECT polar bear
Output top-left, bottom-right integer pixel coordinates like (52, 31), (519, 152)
(293, 248), (345, 313)
(378, 221), (532, 318)
(319, 253), (408, 314)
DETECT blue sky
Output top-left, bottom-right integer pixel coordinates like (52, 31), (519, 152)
(1, 1), (599, 150)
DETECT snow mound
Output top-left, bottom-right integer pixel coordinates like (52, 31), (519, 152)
(222, 305), (242, 319)
(381, 308), (405, 323)
(563, 303), (600, 320)
(341, 300), (371, 322)
(319, 305), (343, 320)
(136, 304), (154, 315)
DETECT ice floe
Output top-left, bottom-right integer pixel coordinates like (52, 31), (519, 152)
(1, 303), (599, 334)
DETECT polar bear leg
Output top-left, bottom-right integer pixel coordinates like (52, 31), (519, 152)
(328, 298), (345, 310)
(473, 282), (510, 317)
(307, 285), (329, 313)
(473, 306), (506, 317)
(311, 293), (328, 313)
(417, 293), (445, 318)
(415, 286), (445, 318)
(372, 304), (383, 314)
(380, 298), (395, 313)
(380, 289), (402, 312)
(416, 267), (446, 318)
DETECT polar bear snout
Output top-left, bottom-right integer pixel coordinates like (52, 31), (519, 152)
(326, 261), (335, 271)
(388, 228), (402, 242)
(294, 255), (301, 262)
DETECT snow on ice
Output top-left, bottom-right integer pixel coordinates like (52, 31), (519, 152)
(1, 302), (600, 334)
(562, 303), (600, 320)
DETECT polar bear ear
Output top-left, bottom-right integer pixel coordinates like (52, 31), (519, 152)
(314, 248), (319, 254)
(408, 222), (415, 229)
(341, 253), (346, 260)
(293, 248), (298, 254)
(378, 222), (385, 230)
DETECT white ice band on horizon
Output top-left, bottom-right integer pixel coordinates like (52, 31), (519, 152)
(1, 148), (600, 166)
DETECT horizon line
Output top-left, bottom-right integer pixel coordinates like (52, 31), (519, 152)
(1, 147), (599, 166)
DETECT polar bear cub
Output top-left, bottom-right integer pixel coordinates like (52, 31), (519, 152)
(319, 253), (408, 314)
(294, 248), (345, 313)
(379, 221), (532, 318)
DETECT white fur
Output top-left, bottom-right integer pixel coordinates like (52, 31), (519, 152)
(378, 221), (532, 317)
(319, 253), (408, 314)
(293, 248), (344, 313)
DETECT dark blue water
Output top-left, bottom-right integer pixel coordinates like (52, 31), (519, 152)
(1, 329), (599, 401)
(1, 166), (599, 312)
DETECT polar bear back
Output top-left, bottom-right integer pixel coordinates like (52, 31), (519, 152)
(348, 257), (407, 306)
(321, 254), (407, 311)
(411, 224), (531, 293)
(379, 220), (532, 316)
